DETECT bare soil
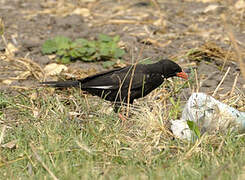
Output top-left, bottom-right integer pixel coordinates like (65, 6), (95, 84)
(0, 0), (244, 107)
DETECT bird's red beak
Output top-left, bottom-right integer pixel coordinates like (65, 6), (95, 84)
(176, 71), (188, 80)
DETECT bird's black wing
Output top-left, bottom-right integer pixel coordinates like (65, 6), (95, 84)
(79, 66), (129, 89)
(80, 64), (160, 90)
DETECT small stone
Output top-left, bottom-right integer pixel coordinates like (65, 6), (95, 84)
(22, 37), (40, 49)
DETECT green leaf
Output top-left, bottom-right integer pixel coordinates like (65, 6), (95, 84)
(187, 120), (201, 139)
(102, 61), (116, 68)
(77, 47), (87, 54)
(87, 41), (96, 48)
(110, 42), (117, 52)
(113, 35), (120, 42)
(56, 49), (67, 56)
(54, 36), (71, 50)
(69, 49), (80, 58)
(99, 44), (110, 56)
(75, 38), (89, 46)
(169, 97), (175, 106)
(41, 34), (125, 64)
(82, 56), (94, 62)
(70, 42), (78, 49)
(42, 39), (57, 54)
(114, 48), (125, 58)
(58, 56), (71, 64)
(98, 34), (112, 42)
(86, 47), (96, 56)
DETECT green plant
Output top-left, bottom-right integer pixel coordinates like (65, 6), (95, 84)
(187, 120), (201, 139)
(0, 92), (8, 109)
(42, 34), (125, 66)
(169, 97), (182, 119)
(0, 89), (244, 179)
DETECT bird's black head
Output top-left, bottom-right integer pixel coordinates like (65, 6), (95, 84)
(160, 59), (188, 80)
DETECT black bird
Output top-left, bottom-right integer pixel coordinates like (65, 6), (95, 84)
(41, 59), (188, 112)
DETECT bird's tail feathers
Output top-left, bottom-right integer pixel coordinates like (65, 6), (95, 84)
(40, 80), (80, 88)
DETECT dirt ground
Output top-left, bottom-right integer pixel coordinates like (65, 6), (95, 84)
(0, 0), (244, 107)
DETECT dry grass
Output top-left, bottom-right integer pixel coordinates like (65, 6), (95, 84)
(0, 18), (44, 88)
(0, 85), (244, 179)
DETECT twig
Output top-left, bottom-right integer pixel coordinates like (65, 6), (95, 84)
(84, 94), (90, 110)
(183, 134), (206, 160)
(76, 140), (92, 154)
(221, 45), (232, 73)
(212, 67), (230, 97)
(126, 44), (146, 117)
(217, 138), (225, 154)
(0, 156), (27, 167)
(126, 58), (138, 117)
(49, 152), (56, 168)
(125, 37), (150, 116)
(30, 143), (59, 180)
(230, 73), (239, 96)
(194, 69), (199, 93)
(0, 125), (7, 144)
